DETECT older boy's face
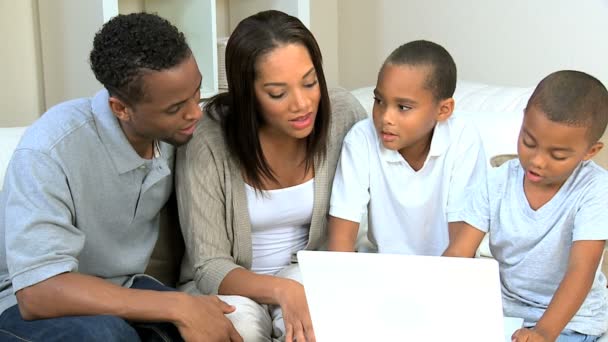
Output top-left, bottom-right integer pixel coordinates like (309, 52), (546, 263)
(517, 106), (602, 190)
(372, 64), (449, 160)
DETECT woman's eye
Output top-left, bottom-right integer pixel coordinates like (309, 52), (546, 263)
(269, 93), (285, 99)
(304, 80), (318, 88)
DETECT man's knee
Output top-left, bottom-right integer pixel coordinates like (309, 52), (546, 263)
(75, 315), (140, 341)
(0, 307), (139, 342)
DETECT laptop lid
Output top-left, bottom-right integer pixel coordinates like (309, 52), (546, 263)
(298, 250), (505, 342)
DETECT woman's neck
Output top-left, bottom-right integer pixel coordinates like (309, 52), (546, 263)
(255, 127), (312, 189)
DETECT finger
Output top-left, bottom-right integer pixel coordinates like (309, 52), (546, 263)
(511, 329), (522, 342)
(285, 323), (293, 342)
(214, 297), (237, 313)
(305, 323), (316, 342)
(511, 329), (528, 342)
(293, 321), (306, 342)
(229, 324), (244, 342)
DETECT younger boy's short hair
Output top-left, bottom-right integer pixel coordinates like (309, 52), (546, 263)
(527, 70), (608, 143)
(382, 40), (456, 101)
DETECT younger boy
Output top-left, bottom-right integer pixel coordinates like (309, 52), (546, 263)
(444, 70), (608, 341)
(328, 40), (486, 255)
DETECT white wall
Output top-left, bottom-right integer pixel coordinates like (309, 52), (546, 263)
(38, 1), (116, 110)
(214, 0), (340, 87)
(337, 0), (380, 90)
(337, 0), (608, 90)
(0, 0), (44, 127)
(310, 0), (339, 87)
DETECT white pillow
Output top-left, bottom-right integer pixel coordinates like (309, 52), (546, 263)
(0, 126), (27, 191)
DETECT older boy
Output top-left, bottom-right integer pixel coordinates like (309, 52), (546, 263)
(328, 40), (486, 255)
(0, 13), (241, 341)
(444, 70), (608, 341)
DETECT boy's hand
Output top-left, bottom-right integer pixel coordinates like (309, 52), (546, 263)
(511, 328), (550, 342)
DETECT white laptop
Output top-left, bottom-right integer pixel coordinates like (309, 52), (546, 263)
(298, 251), (521, 342)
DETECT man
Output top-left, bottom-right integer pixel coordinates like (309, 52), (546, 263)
(0, 13), (242, 342)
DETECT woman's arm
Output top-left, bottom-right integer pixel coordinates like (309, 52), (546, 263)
(219, 268), (315, 342)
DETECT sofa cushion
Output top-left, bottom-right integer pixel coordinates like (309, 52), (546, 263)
(0, 127), (27, 191)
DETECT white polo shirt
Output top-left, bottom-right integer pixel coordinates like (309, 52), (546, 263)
(329, 116), (486, 255)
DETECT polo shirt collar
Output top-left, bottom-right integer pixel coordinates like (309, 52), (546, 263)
(91, 89), (152, 174)
(378, 120), (451, 163)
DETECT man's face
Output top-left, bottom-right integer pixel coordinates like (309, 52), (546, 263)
(117, 54), (203, 148)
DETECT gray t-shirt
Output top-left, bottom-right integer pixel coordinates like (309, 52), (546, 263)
(0, 90), (175, 314)
(462, 158), (608, 336)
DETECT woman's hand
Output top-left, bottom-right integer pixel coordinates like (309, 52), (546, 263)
(275, 279), (316, 342)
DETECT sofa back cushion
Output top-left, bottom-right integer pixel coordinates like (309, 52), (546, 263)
(0, 127), (27, 192)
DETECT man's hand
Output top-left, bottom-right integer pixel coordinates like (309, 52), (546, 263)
(173, 294), (243, 342)
(276, 279), (316, 342)
(511, 327), (550, 342)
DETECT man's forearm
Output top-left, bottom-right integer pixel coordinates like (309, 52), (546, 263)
(16, 272), (184, 324)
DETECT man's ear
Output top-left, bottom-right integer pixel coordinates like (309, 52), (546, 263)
(108, 96), (131, 122)
(583, 141), (604, 161)
(436, 97), (455, 122)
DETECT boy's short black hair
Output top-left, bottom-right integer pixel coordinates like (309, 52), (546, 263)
(89, 13), (191, 105)
(382, 40), (457, 101)
(527, 70), (608, 143)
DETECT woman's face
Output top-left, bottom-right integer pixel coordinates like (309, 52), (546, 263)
(253, 43), (321, 140)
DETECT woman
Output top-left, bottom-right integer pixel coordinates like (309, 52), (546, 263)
(176, 10), (366, 341)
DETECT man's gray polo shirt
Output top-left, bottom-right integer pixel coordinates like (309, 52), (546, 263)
(0, 90), (175, 314)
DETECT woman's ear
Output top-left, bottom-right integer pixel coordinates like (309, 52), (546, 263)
(108, 96), (131, 122)
(436, 97), (455, 122)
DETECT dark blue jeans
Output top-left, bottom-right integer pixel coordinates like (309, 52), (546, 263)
(0, 276), (183, 342)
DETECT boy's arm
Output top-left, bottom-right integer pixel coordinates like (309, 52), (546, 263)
(327, 123), (371, 252)
(512, 240), (605, 342)
(448, 221), (467, 244)
(327, 216), (360, 252)
(442, 222), (486, 258)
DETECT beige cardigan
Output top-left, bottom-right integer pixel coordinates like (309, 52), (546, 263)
(176, 88), (367, 294)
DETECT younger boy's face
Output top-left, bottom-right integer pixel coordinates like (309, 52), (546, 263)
(372, 64), (452, 159)
(518, 106), (602, 190)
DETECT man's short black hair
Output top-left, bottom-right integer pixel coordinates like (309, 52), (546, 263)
(89, 13), (191, 104)
(382, 40), (457, 101)
(527, 70), (608, 142)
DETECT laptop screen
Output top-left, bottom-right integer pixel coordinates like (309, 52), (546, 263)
(298, 251), (505, 342)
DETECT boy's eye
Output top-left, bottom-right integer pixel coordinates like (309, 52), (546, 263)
(398, 104), (411, 111)
(522, 138), (535, 148)
(373, 96), (383, 105)
(551, 154), (568, 161)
